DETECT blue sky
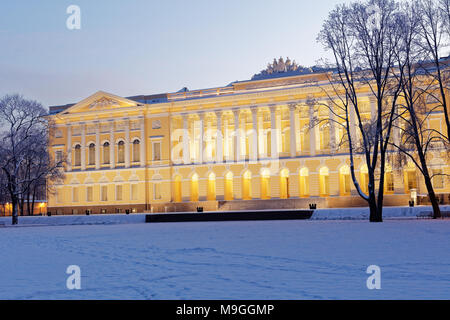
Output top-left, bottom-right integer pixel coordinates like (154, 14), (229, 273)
(0, 0), (348, 107)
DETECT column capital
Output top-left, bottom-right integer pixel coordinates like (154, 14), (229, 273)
(269, 104), (278, 112)
(288, 103), (298, 111)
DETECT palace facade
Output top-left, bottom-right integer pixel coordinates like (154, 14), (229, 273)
(47, 71), (450, 215)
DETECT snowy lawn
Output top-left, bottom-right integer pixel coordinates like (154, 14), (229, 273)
(0, 219), (449, 299)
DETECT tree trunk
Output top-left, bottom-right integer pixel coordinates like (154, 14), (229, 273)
(368, 192), (382, 222)
(421, 168), (442, 219)
(11, 200), (18, 225)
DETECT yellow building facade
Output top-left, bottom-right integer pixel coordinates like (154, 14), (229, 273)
(47, 72), (450, 214)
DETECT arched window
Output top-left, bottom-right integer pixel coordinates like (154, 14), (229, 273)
(117, 141), (125, 164)
(74, 144), (81, 166)
(132, 139), (140, 163)
(174, 175), (182, 202)
(260, 169), (271, 199)
(88, 143), (95, 165)
(207, 172), (216, 201)
(224, 172), (234, 200)
(339, 165), (351, 195)
(242, 170), (252, 200)
(404, 164), (417, 193)
(360, 165), (369, 194)
(280, 168), (290, 199)
(385, 166), (394, 194)
(191, 173), (199, 202)
(319, 167), (330, 197)
(103, 142), (110, 164)
(299, 168), (309, 197)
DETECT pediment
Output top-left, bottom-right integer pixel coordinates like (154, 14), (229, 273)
(60, 91), (142, 115)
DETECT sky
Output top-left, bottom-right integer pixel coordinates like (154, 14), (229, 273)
(0, 0), (349, 107)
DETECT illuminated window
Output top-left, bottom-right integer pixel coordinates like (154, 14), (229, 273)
(340, 165), (351, 195)
(118, 141), (125, 163)
(385, 168), (394, 193)
(299, 168), (309, 197)
(103, 142), (110, 164)
(280, 168), (290, 199)
(319, 167), (330, 197)
(207, 172), (216, 201)
(191, 173), (199, 201)
(225, 172), (234, 200)
(88, 143), (95, 165)
(242, 170), (252, 200)
(74, 145), (81, 166)
(260, 169), (271, 199)
(133, 140), (140, 162)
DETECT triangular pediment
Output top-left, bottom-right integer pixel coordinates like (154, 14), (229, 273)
(60, 91), (142, 115)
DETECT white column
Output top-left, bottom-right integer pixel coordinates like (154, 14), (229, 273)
(109, 120), (115, 169)
(233, 109), (241, 162)
(215, 111), (223, 163)
(270, 105), (278, 159)
(182, 114), (191, 164)
(67, 124), (72, 172)
(198, 112), (204, 164)
(125, 119), (130, 168)
(257, 111), (264, 157)
(251, 107), (259, 161)
(140, 117), (146, 167)
(289, 104), (297, 158)
(81, 123), (86, 170)
(308, 103), (316, 156)
(295, 107), (301, 153)
(240, 112), (246, 160)
(329, 106), (336, 152)
(95, 122), (100, 170)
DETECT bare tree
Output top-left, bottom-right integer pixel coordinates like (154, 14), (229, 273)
(318, 0), (402, 222)
(390, 1), (445, 218)
(417, 0), (450, 142)
(0, 94), (65, 225)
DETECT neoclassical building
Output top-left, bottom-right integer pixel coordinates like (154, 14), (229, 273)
(47, 71), (449, 214)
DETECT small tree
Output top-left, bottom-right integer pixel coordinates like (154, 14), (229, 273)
(0, 94), (65, 225)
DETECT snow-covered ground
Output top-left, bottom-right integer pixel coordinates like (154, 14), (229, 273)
(0, 219), (449, 299)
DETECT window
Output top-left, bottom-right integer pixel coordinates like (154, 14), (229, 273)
(385, 170), (394, 193)
(116, 185), (123, 201)
(225, 172), (234, 200)
(55, 150), (63, 167)
(131, 184), (138, 200)
(103, 142), (110, 164)
(118, 141), (125, 163)
(153, 142), (161, 161)
(86, 186), (93, 202)
(191, 173), (199, 201)
(133, 140), (140, 162)
(319, 167), (330, 197)
(88, 143), (95, 165)
(154, 183), (162, 200)
(299, 168), (309, 197)
(433, 169), (444, 189)
(319, 123), (330, 151)
(340, 165), (351, 195)
(72, 187), (79, 202)
(101, 185), (108, 201)
(406, 170), (417, 192)
(74, 145), (81, 166)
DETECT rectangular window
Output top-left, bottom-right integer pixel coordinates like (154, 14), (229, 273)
(72, 187), (79, 202)
(153, 142), (161, 161)
(55, 151), (63, 167)
(433, 169), (444, 189)
(116, 185), (123, 201)
(101, 185), (108, 201)
(86, 186), (93, 202)
(154, 183), (162, 200)
(131, 184), (138, 201)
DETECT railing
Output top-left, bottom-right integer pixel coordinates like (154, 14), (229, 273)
(167, 86), (235, 101)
